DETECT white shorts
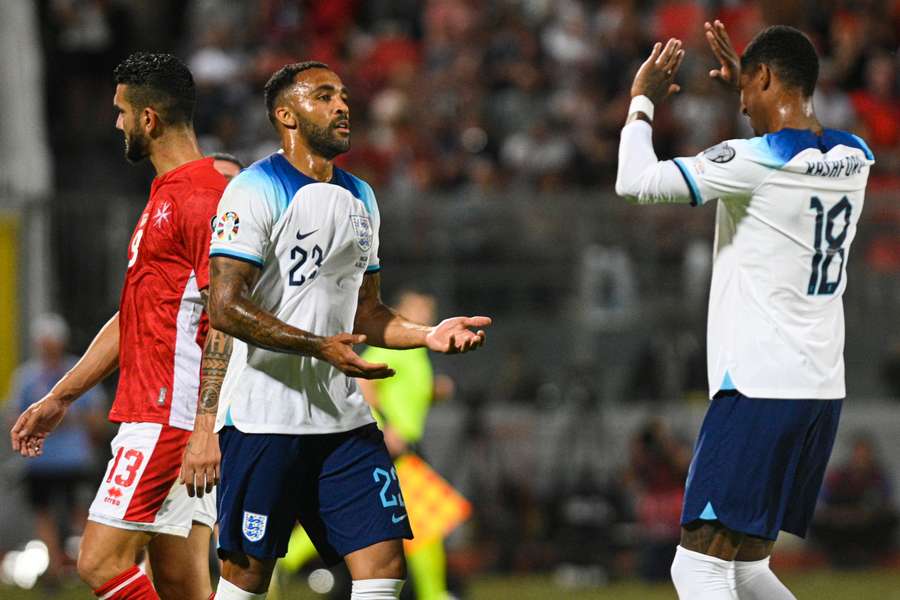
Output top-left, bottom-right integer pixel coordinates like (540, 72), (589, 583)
(88, 422), (217, 537)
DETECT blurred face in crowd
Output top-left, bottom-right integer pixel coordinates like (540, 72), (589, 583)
(396, 292), (437, 326)
(114, 84), (151, 163)
(213, 159), (242, 180)
(36, 335), (65, 364)
(850, 439), (876, 471)
(277, 68), (351, 159)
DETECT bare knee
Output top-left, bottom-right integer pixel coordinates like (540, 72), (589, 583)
(680, 521), (744, 561)
(370, 548), (406, 580)
(77, 522), (151, 590)
(345, 539), (407, 580)
(735, 535), (775, 561)
(221, 551), (276, 594)
(77, 541), (129, 589)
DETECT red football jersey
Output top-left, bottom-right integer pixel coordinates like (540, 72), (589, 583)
(109, 158), (226, 430)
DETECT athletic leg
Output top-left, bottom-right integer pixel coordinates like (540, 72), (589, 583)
(217, 551), (276, 598)
(148, 526), (213, 600)
(309, 426), (411, 600)
(345, 539), (406, 599)
(77, 520), (156, 598)
(671, 521), (741, 600)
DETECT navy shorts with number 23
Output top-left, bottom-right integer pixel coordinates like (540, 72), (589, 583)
(217, 423), (413, 565)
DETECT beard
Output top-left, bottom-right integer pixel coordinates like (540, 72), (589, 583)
(299, 118), (350, 159)
(123, 127), (150, 164)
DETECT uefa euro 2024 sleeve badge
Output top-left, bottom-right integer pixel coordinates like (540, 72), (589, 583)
(215, 211), (241, 242)
(242, 511), (268, 542)
(350, 215), (372, 253)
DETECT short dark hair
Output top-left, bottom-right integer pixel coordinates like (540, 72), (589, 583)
(264, 61), (330, 126)
(114, 52), (195, 125)
(209, 152), (245, 169)
(741, 25), (819, 97)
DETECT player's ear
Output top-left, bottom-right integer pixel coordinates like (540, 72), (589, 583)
(274, 106), (297, 130)
(142, 106), (160, 136)
(759, 63), (772, 92)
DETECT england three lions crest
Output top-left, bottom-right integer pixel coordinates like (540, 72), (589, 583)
(242, 511), (268, 542)
(350, 215), (372, 253)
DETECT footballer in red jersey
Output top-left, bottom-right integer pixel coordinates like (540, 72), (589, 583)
(11, 53), (227, 600)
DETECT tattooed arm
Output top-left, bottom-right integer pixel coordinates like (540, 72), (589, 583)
(179, 288), (233, 498)
(208, 255), (394, 378)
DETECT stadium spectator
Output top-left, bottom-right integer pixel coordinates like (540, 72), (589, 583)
(882, 339), (900, 400)
(37, 0), (900, 195)
(811, 435), (899, 567)
(850, 52), (900, 173)
(7, 313), (107, 583)
(622, 418), (690, 581)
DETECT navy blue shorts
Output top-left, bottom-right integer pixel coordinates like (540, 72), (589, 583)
(681, 390), (842, 540)
(217, 423), (412, 564)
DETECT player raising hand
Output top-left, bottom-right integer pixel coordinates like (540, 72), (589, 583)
(616, 24), (874, 600)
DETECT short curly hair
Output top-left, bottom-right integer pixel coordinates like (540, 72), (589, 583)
(114, 52), (195, 125)
(741, 26), (819, 97)
(264, 61), (330, 126)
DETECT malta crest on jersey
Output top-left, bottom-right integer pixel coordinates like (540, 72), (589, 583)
(350, 214), (372, 253)
(242, 511), (268, 542)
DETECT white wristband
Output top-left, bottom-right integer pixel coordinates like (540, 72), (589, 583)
(628, 95), (655, 121)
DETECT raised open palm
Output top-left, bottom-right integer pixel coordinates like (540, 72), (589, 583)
(705, 20), (740, 90)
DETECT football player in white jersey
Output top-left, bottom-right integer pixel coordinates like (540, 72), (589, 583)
(204, 62), (491, 600)
(615, 23), (873, 600)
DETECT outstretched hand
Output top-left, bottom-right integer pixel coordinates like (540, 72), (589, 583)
(10, 396), (68, 457)
(631, 38), (685, 105)
(318, 333), (396, 379)
(425, 316), (492, 354)
(705, 20), (740, 90)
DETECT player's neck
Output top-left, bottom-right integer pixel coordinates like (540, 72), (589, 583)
(149, 128), (204, 177)
(768, 95), (822, 135)
(281, 135), (334, 182)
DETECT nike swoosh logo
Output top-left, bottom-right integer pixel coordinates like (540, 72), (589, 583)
(391, 513), (408, 524)
(296, 229), (319, 240)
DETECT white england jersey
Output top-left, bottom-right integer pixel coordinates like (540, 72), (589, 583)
(209, 152), (380, 434)
(673, 128), (873, 399)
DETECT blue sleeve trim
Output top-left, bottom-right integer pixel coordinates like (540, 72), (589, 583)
(673, 158), (703, 206)
(210, 250), (264, 268)
(851, 134), (875, 161)
(365, 265), (382, 274)
(344, 172), (378, 215)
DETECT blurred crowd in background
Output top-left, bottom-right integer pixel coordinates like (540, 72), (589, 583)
(42, 0), (900, 195)
(1, 0), (897, 593)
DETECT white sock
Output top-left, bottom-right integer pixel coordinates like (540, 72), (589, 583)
(733, 556), (796, 600)
(671, 545), (737, 600)
(214, 576), (267, 599)
(350, 578), (405, 599)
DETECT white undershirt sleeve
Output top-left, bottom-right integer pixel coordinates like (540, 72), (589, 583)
(615, 120), (695, 205)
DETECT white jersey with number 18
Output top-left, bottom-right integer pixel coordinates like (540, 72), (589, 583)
(209, 152), (380, 434)
(673, 128), (874, 399)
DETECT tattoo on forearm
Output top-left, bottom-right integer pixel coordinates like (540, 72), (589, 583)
(198, 329), (232, 416)
(212, 262), (324, 356)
